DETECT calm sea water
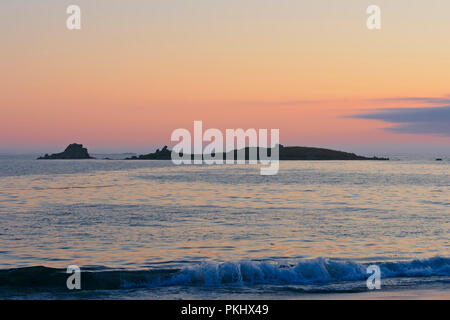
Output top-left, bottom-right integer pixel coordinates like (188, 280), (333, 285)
(0, 158), (449, 299)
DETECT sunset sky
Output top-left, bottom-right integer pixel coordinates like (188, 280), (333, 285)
(1, 0), (450, 154)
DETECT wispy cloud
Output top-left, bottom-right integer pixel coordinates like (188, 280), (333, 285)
(370, 95), (450, 106)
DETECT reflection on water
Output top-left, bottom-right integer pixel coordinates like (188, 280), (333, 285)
(0, 160), (449, 270)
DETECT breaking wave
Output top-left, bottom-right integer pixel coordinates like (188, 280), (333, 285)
(1, 257), (449, 291)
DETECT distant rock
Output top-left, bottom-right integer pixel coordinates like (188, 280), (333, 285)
(91, 153), (137, 160)
(436, 158), (443, 161)
(37, 143), (94, 159)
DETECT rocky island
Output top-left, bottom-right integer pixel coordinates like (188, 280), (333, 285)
(126, 145), (389, 161)
(37, 143), (94, 159)
(126, 146), (171, 160)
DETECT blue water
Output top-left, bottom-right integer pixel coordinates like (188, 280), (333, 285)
(0, 158), (449, 299)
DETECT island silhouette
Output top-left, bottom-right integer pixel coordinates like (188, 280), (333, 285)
(125, 145), (389, 161)
(37, 143), (94, 159)
(38, 143), (389, 161)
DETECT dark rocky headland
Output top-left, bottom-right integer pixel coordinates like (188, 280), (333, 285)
(126, 145), (389, 161)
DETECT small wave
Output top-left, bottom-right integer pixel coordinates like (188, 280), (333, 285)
(0, 257), (449, 291)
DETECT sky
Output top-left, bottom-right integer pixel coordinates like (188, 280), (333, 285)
(1, 0), (450, 155)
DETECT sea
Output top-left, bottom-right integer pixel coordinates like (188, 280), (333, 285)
(0, 155), (449, 299)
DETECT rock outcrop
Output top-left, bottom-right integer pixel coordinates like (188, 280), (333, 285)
(38, 143), (94, 159)
(126, 146), (171, 160)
